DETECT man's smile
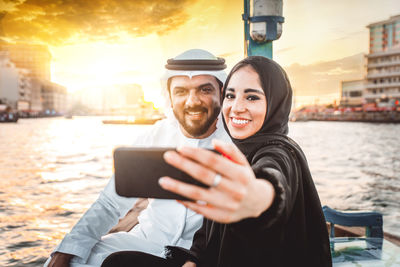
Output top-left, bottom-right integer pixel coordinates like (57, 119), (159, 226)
(185, 108), (207, 120)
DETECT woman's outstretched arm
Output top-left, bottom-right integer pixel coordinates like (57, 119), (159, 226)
(159, 139), (275, 223)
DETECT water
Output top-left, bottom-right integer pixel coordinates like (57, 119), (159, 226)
(0, 117), (399, 266)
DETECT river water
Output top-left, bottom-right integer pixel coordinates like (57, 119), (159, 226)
(0, 117), (399, 266)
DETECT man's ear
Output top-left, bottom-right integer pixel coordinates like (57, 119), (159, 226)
(167, 78), (173, 107)
(218, 81), (224, 104)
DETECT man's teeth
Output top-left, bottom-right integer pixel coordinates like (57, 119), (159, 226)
(232, 118), (249, 124)
(188, 111), (202, 115)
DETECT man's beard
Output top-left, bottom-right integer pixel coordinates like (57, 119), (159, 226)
(173, 105), (221, 137)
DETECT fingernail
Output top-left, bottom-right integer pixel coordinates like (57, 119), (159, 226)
(163, 151), (176, 162)
(177, 146), (185, 153)
(159, 177), (170, 187)
(196, 200), (207, 206)
(163, 151), (171, 158)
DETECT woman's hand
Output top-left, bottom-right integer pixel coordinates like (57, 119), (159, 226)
(159, 139), (275, 223)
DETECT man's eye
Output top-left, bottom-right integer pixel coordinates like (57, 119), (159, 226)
(225, 93), (235, 99)
(174, 90), (185, 95)
(201, 87), (212, 93)
(247, 95), (260, 101)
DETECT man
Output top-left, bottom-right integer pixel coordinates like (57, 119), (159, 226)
(46, 49), (230, 267)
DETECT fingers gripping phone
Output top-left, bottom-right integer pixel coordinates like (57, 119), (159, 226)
(113, 147), (213, 200)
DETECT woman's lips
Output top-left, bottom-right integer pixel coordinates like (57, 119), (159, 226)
(230, 117), (250, 128)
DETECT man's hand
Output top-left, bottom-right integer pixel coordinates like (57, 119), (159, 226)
(108, 198), (149, 233)
(47, 252), (74, 267)
(182, 261), (196, 267)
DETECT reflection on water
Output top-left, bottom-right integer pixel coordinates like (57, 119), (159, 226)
(289, 121), (400, 239)
(0, 117), (151, 266)
(0, 117), (399, 266)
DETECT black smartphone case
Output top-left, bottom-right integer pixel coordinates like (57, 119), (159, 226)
(114, 147), (209, 200)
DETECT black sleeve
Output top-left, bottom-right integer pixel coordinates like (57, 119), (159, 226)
(188, 218), (207, 263)
(165, 218), (207, 265)
(227, 144), (300, 239)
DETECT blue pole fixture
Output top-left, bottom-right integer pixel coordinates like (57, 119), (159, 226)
(243, 0), (284, 59)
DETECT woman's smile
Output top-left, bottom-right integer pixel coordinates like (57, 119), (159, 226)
(230, 117), (251, 127)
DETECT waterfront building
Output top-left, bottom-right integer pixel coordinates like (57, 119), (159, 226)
(121, 84), (144, 106)
(102, 83), (145, 113)
(0, 51), (19, 106)
(0, 51), (30, 110)
(74, 83), (146, 115)
(365, 15), (400, 108)
(0, 43), (51, 80)
(340, 79), (364, 107)
(28, 78), (44, 113)
(0, 42), (69, 114)
(16, 68), (31, 111)
(41, 80), (68, 114)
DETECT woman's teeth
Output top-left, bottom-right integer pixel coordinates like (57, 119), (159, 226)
(232, 118), (249, 124)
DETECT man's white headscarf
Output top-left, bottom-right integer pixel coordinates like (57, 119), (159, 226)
(160, 49), (227, 120)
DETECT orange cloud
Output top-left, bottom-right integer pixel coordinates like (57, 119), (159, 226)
(0, 0), (195, 45)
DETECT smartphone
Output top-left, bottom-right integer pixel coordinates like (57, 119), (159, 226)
(113, 147), (213, 200)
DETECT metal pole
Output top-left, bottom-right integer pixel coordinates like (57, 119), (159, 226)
(243, 0), (283, 59)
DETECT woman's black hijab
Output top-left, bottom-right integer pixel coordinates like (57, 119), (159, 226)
(221, 56), (293, 158)
(220, 56), (332, 266)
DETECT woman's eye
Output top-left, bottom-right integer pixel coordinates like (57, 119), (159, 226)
(225, 93), (235, 99)
(247, 95), (260, 101)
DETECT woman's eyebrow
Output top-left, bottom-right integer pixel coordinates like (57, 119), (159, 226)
(244, 88), (265, 95)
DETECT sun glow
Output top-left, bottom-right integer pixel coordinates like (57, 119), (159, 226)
(50, 35), (168, 108)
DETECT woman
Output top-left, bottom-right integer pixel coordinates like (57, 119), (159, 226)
(102, 56), (332, 266)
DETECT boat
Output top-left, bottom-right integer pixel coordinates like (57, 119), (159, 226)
(102, 115), (164, 125)
(0, 104), (18, 123)
(323, 206), (400, 265)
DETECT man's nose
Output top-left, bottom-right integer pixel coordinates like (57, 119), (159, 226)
(186, 91), (201, 107)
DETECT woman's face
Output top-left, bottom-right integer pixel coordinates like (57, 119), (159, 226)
(223, 65), (267, 139)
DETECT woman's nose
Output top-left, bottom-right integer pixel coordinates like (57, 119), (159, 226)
(231, 98), (246, 113)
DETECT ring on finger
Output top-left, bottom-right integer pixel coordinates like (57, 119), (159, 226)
(211, 173), (222, 187)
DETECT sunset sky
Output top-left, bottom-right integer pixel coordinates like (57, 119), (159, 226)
(1, 0), (400, 107)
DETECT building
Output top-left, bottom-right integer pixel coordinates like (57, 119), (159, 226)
(0, 43), (51, 80)
(73, 83), (146, 114)
(365, 15), (400, 107)
(41, 80), (68, 114)
(0, 51), (19, 106)
(0, 51), (29, 110)
(340, 79), (364, 107)
(102, 83), (144, 113)
(0, 42), (69, 114)
(121, 84), (144, 106)
(28, 78), (44, 113)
